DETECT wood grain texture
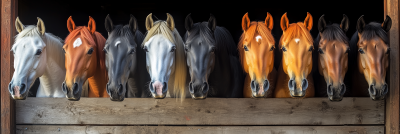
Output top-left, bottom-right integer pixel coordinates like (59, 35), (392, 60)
(386, 0), (400, 133)
(1, 0), (17, 133)
(16, 97), (384, 125)
(15, 125), (384, 134)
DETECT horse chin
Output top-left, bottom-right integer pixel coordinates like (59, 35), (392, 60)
(328, 95), (343, 102)
(370, 95), (386, 101)
(289, 90), (306, 98)
(12, 95), (27, 100)
(191, 93), (207, 100)
(152, 93), (166, 99)
(252, 92), (266, 98)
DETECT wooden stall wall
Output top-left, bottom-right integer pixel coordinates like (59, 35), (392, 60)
(1, 0), (17, 134)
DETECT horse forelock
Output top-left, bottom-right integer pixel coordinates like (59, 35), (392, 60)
(279, 22), (313, 47)
(109, 25), (136, 47)
(239, 21), (275, 73)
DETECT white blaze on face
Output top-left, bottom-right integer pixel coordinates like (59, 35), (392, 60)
(115, 41), (121, 46)
(295, 38), (300, 43)
(73, 38), (82, 48)
(256, 35), (262, 42)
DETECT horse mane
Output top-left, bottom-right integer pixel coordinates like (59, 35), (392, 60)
(108, 25), (144, 47)
(238, 21), (275, 73)
(142, 20), (187, 100)
(185, 22), (237, 56)
(65, 26), (106, 71)
(319, 24), (349, 45)
(13, 25), (65, 67)
(279, 22), (313, 47)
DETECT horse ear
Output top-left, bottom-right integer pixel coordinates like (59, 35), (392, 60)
(166, 13), (175, 31)
(280, 13), (289, 31)
(356, 15), (365, 33)
(318, 15), (326, 33)
(145, 13), (154, 31)
(185, 13), (193, 31)
(67, 16), (75, 33)
(15, 17), (24, 33)
(208, 14), (217, 31)
(382, 15), (392, 33)
(105, 14), (114, 34)
(265, 12), (273, 31)
(304, 12), (313, 31)
(340, 14), (350, 33)
(36, 17), (46, 35)
(242, 13), (250, 31)
(129, 14), (138, 35)
(88, 16), (96, 34)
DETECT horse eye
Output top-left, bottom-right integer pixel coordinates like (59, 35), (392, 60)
(270, 46), (275, 51)
(345, 48), (350, 54)
(318, 48), (324, 54)
(211, 47), (216, 53)
(358, 48), (365, 54)
(386, 48), (391, 54)
(184, 46), (189, 52)
(87, 48), (94, 55)
(170, 46), (176, 52)
(282, 46), (287, 52)
(129, 49), (135, 54)
(309, 46), (314, 51)
(62, 48), (66, 54)
(35, 49), (42, 55)
(143, 47), (148, 52)
(244, 45), (249, 51)
(103, 47), (108, 54)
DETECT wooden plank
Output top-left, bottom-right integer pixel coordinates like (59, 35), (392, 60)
(16, 97), (384, 125)
(386, 0), (400, 133)
(15, 125), (384, 134)
(1, 0), (17, 134)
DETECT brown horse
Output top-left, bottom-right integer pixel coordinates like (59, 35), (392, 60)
(313, 15), (350, 101)
(349, 15), (391, 100)
(239, 13), (277, 98)
(274, 13), (315, 98)
(62, 16), (109, 100)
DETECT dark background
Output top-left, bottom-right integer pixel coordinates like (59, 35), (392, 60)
(19, 0), (384, 97)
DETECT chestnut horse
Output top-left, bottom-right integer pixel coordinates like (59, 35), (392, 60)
(274, 13), (315, 98)
(349, 15), (391, 100)
(313, 14), (350, 101)
(62, 16), (109, 100)
(239, 13), (277, 98)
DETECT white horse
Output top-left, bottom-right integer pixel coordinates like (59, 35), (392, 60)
(143, 13), (189, 99)
(8, 17), (65, 99)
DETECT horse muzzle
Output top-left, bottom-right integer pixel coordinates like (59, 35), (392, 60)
(288, 79), (308, 98)
(251, 80), (269, 98)
(62, 82), (82, 101)
(107, 83), (125, 101)
(369, 84), (388, 101)
(150, 81), (168, 99)
(8, 81), (28, 100)
(327, 84), (346, 101)
(189, 82), (209, 100)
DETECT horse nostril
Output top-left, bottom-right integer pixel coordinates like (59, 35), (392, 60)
(340, 84), (346, 95)
(118, 84), (123, 95)
(369, 85), (376, 96)
(73, 83), (79, 94)
(62, 82), (68, 93)
(302, 79), (308, 90)
(263, 80), (270, 90)
(189, 82), (194, 93)
(382, 84), (388, 95)
(327, 84), (333, 96)
(288, 80), (295, 90)
(251, 80), (258, 91)
(201, 82), (209, 93)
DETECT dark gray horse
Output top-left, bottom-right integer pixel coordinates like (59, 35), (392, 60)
(184, 14), (244, 99)
(104, 14), (150, 101)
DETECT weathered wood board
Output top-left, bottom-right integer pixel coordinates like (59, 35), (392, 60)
(15, 97), (384, 125)
(16, 125), (384, 134)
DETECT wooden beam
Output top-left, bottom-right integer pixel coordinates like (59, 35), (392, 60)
(1, 0), (17, 134)
(386, 0), (400, 133)
(16, 97), (384, 125)
(15, 125), (384, 134)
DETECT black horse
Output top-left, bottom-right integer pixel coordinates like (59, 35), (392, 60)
(104, 14), (151, 101)
(184, 14), (244, 99)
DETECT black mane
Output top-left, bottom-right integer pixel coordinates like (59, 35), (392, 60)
(109, 25), (144, 47)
